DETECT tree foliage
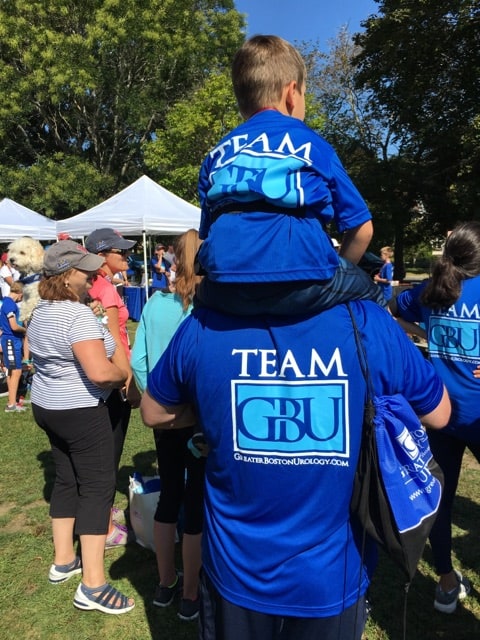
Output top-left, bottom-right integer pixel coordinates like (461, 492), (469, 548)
(144, 70), (242, 204)
(354, 0), (480, 230)
(0, 0), (245, 216)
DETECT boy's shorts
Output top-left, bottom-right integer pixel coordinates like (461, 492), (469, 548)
(0, 337), (23, 370)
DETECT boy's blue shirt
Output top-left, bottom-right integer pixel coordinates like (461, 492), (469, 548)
(0, 296), (22, 340)
(378, 262), (394, 301)
(198, 110), (371, 283)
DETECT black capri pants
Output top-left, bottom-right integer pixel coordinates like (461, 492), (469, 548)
(32, 402), (116, 535)
(154, 427), (206, 535)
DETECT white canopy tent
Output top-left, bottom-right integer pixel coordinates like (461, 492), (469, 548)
(56, 175), (200, 236)
(0, 198), (58, 241)
(56, 175), (201, 299)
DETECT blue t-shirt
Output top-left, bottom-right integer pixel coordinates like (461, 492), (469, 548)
(150, 256), (169, 289)
(197, 110), (371, 283)
(0, 297), (23, 343)
(147, 301), (443, 617)
(378, 262), (394, 301)
(396, 278), (480, 441)
(131, 290), (192, 392)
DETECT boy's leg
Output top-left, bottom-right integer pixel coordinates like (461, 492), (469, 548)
(2, 338), (24, 407)
(317, 258), (387, 309)
(195, 258), (387, 316)
(6, 369), (22, 407)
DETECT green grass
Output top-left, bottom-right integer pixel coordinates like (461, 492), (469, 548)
(1, 368), (480, 639)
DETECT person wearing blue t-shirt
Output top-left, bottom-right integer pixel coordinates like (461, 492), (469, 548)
(140, 300), (450, 640)
(151, 244), (170, 292)
(391, 221), (480, 615)
(0, 281), (27, 412)
(195, 35), (386, 315)
(374, 246), (394, 302)
(131, 230), (205, 621)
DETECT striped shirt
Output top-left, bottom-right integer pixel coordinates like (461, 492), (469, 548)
(27, 299), (117, 409)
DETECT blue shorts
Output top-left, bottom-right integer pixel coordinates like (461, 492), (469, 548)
(1, 337), (23, 370)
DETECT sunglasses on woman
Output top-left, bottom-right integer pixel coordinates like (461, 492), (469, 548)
(108, 248), (129, 256)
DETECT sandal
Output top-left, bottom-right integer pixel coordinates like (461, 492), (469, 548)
(105, 522), (128, 549)
(48, 556), (82, 584)
(74, 582), (135, 614)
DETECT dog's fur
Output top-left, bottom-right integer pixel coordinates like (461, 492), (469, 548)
(7, 237), (45, 323)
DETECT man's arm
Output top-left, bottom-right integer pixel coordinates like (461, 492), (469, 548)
(419, 386), (451, 430)
(340, 220), (373, 264)
(140, 389), (196, 429)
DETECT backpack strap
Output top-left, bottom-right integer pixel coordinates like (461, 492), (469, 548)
(346, 302), (410, 640)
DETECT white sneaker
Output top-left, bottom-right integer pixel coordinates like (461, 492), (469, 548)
(434, 570), (471, 614)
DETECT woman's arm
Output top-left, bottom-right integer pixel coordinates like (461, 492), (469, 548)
(105, 304), (142, 407)
(72, 339), (128, 388)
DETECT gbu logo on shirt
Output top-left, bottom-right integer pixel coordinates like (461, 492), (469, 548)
(232, 380), (349, 457)
(429, 316), (480, 359)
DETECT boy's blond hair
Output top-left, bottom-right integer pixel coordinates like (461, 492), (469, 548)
(381, 246), (394, 259)
(232, 35), (306, 119)
(9, 281), (24, 294)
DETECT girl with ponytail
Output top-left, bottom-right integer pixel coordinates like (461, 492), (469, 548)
(390, 221), (480, 614)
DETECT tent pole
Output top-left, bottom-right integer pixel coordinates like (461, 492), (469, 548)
(143, 230), (149, 301)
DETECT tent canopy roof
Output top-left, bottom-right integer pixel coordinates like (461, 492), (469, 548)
(0, 198), (58, 241)
(56, 175), (201, 237)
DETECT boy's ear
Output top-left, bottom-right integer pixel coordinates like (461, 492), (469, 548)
(285, 80), (299, 115)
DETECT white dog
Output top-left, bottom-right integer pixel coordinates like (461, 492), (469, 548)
(7, 236), (45, 323)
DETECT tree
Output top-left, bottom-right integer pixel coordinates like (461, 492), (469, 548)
(143, 70), (242, 204)
(0, 0), (245, 216)
(300, 30), (414, 278)
(354, 0), (480, 230)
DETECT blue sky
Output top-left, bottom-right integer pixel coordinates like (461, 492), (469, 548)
(235, 0), (379, 50)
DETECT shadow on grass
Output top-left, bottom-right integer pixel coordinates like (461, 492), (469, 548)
(36, 449), (55, 502)
(117, 448), (158, 500)
(109, 541), (197, 640)
(368, 556), (480, 640)
(368, 492), (480, 640)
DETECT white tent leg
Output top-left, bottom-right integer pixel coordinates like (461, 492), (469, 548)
(143, 230), (149, 301)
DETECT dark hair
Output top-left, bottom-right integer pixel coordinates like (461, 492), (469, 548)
(421, 222), (480, 309)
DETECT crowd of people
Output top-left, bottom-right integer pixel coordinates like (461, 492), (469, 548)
(0, 33), (478, 638)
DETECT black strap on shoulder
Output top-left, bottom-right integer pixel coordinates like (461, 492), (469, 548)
(346, 302), (410, 640)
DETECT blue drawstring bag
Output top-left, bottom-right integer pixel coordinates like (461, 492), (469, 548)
(348, 305), (444, 582)
(351, 393), (443, 581)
